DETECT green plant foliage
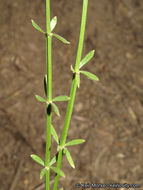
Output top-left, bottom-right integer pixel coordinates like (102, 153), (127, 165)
(51, 167), (65, 178)
(52, 96), (70, 102)
(51, 103), (60, 117)
(50, 16), (57, 31)
(31, 20), (45, 34)
(53, 33), (70, 44)
(35, 95), (47, 102)
(70, 65), (75, 73)
(51, 125), (59, 144)
(30, 0), (98, 190)
(49, 155), (57, 166)
(65, 139), (85, 146)
(80, 70), (99, 81)
(64, 148), (75, 168)
(76, 74), (80, 88)
(40, 168), (47, 179)
(31, 154), (45, 166)
(53, 1), (90, 189)
(79, 50), (95, 69)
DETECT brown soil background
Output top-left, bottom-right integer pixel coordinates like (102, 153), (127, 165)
(0, 0), (143, 190)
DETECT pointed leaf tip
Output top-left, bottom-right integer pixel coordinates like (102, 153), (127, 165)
(71, 65), (75, 73)
(65, 139), (85, 146)
(76, 74), (80, 88)
(40, 168), (47, 179)
(51, 167), (65, 178)
(35, 95), (47, 102)
(50, 16), (57, 32)
(52, 95), (70, 102)
(80, 71), (99, 81)
(51, 125), (59, 144)
(49, 155), (57, 166)
(53, 33), (70, 44)
(31, 19), (45, 34)
(64, 148), (75, 168)
(79, 50), (95, 69)
(31, 154), (45, 166)
(51, 103), (60, 117)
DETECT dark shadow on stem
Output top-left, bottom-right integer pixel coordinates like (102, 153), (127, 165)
(47, 104), (52, 115)
(72, 73), (75, 80)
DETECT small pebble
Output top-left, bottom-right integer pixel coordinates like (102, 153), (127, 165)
(116, 153), (125, 158)
(126, 52), (133, 59)
(24, 179), (29, 185)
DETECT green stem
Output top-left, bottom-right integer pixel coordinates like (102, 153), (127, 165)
(53, 0), (88, 189)
(75, 0), (88, 72)
(45, 0), (52, 190)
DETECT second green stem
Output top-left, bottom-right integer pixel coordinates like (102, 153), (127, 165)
(53, 0), (88, 189)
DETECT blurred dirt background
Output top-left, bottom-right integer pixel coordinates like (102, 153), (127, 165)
(0, 0), (143, 189)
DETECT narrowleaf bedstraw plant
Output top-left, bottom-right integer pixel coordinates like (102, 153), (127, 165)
(30, 0), (99, 189)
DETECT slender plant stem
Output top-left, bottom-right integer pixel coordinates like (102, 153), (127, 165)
(45, 0), (52, 190)
(53, 0), (88, 189)
(75, 0), (88, 72)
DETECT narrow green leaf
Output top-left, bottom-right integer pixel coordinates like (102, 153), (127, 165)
(51, 125), (59, 144)
(51, 103), (60, 117)
(35, 95), (47, 102)
(71, 65), (75, 73)
(53, 33), (70, 44)
(64, 148), (75, 168)
(76, 74), (80, 88)
(52, 96), (70, 102)
(40, 168), (47, 179)
(44, 75), (47, 97)
(30, 154), (45, 166)
(65, 139), (85, 146)
(50, 16), (57, 32)
(80, 70), (99, 81)
(79, 50), (95, 69)
(49, 155), (57, 166)
(63, 148), (67, 154)
(51, 167), (65, 178)
(59, 188), (64, 190)
(31, 19), (45, 34)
